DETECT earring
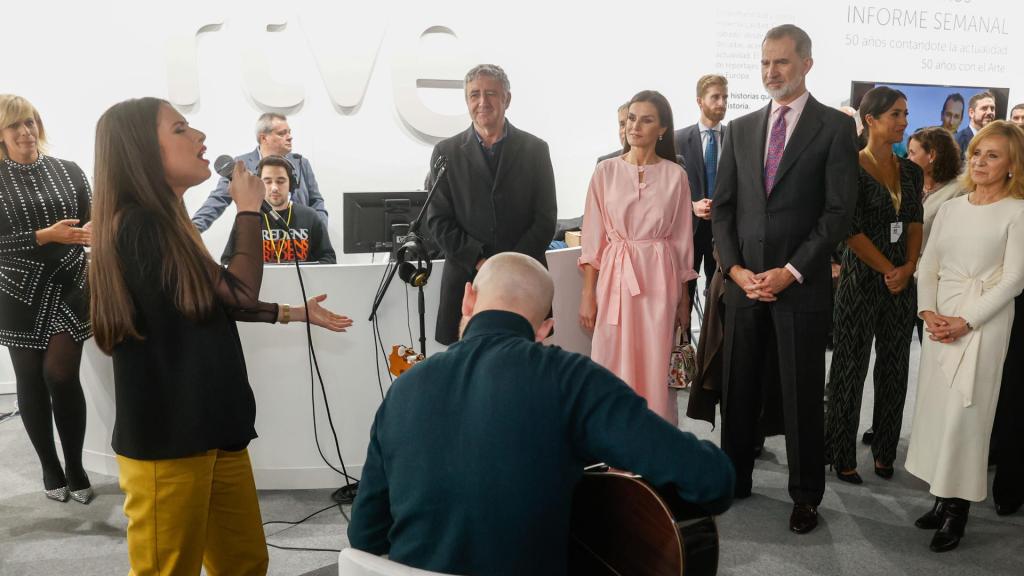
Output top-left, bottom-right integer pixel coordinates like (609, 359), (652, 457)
(659, 135), (663, 141)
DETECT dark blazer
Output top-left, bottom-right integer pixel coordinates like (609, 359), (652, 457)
(712, 95), (859, 312)
(674, 124), (713, 203)
(675, 123), (719, 234)
(955, 125), (974, 160)
(425, 121), (557, 344)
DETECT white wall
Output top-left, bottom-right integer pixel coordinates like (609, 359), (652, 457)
(2, 0), (1021, 379)
(0, 358), (13, 394)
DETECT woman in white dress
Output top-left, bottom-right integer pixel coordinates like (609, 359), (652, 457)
(906, 120), (1024, 552)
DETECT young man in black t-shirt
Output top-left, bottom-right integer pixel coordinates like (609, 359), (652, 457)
(221, 155), (336, 264)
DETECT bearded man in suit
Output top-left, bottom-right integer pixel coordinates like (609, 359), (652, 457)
(712, 24), (858, 534)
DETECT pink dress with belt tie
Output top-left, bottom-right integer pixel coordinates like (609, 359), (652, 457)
(579, 156), (697, 425)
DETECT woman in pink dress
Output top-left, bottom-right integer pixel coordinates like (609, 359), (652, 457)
(579, 90), (696, 424)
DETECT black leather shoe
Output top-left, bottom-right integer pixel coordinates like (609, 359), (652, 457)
(835, 469), (863, 485)
(930, 499), (969, 552)
(790, 504), (819, 534)
(861, 428), (874, 445)
(915, 498), (947, 529)
(995, 500), (1022, 516)
(734, 484), (752, 499)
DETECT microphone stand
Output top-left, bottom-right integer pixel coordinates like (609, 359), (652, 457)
(368, 158), (447, 357)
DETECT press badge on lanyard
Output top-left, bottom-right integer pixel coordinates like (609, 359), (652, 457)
(890, 222), (903, 243)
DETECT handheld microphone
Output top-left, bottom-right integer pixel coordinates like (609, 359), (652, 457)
(214, 154), (285, 224)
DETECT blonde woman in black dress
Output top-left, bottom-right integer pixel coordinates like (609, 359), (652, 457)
(0, 94), (93, 504)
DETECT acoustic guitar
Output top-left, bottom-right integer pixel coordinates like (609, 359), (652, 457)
(569, 469), (719, 576)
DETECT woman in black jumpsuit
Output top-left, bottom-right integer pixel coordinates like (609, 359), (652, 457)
(825, 87), (923, 483)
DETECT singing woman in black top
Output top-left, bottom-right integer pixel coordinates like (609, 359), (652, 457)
(89, 97), (351, 575)
(0, 94), (93, 504)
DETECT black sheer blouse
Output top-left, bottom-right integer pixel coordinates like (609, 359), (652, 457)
(111, 207), (278, 459)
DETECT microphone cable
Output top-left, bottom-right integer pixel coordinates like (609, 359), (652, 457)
(287, 236), (362, 503)
(263, 501), (347, 554)
(257, 221), (358, 555)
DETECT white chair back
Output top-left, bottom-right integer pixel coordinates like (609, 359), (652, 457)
(338, 548), (459, 576)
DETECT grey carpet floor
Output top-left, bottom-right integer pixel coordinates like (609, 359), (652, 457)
(1, 338), (1022, 575)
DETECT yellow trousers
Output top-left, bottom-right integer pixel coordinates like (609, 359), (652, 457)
(117, 448), (269, 576)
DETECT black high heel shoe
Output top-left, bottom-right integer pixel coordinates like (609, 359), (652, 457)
(930, 498), (970, 552)
(862, 428), (874, 445)
(995, 500), (1022, 516)
(835, 468), (863, 485)
(874, 462), (894, 479)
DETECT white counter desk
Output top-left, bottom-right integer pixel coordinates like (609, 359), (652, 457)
(79, 248), (590, 489)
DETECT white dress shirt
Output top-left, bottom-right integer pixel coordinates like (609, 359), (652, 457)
(763, 90), (811, 166)
(699, 119), (724, 167)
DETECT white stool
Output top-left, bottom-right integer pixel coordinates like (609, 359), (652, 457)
(338, 548), (458, 576)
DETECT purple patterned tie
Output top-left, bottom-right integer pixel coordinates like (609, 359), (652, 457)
(764, 105), (790, 194)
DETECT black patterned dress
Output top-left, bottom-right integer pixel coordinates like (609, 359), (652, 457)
(0, 155), (92, 350)
(825, 157), (923, 470)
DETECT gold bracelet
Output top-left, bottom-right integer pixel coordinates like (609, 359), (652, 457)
(280, 303), (291, 324)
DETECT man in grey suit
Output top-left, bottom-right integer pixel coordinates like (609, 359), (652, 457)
(191, 113), (328, 232)
(712, 24), (858, 534)
(675, 74), (729, 300)
(955, 91), (996, 160)
(425, 64), (557, 345)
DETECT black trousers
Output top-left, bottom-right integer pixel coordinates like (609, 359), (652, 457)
(687, 220), (716, 304)
(992, 295), (1024, 506)
(825, 275), (915, 470)
(722, 303), (828, 506)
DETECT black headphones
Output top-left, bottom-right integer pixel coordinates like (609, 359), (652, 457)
(256, 155), (299, 194)
(396, 236), (432, 287)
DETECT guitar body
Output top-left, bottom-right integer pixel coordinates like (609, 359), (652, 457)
(568, 470), (719, 576)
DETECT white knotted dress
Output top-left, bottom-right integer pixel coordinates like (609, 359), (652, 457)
(906, 194), (1024, 501)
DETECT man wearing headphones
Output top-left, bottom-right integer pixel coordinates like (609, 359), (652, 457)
(192, 113), (328, 232)
(221, 155), (336, 264)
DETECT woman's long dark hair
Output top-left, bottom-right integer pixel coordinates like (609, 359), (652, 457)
(90, 97), (217, 353)
(622, 90), (677, 162)
(858, 86), (907, 149)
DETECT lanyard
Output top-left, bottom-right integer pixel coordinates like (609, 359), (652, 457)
(264, 204), (293, 263)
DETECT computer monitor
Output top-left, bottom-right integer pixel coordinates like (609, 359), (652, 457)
(850, 81), (1010, 155)
(342, 191), (427, 254)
